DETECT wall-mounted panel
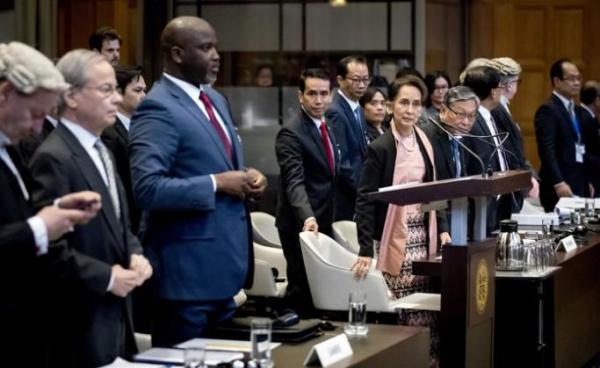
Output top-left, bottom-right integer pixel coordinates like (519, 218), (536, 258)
(282, 4), (301, 51)
(203, 4), (280, 51)
(391, 2), (412, 51)
(514, 7), (546, 60)
(554, 7), (584, 62)
(306, 3), (387, 51)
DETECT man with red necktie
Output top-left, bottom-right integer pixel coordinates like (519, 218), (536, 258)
(275, 68), (339, 316)
(129, 16), (267, 347)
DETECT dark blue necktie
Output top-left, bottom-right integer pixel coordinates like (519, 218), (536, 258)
(450, 139), (462, 178)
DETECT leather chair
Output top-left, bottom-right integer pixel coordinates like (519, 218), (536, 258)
(299, 231), (439, 313)
(332, 220), (360, 254)
(250, 211), (282, 248)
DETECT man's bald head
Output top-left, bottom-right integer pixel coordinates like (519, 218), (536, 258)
(160, 16), (220, 86)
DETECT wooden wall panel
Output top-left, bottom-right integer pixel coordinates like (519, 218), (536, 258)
(425, 0), (464, 81)
(468, 0), (598, 169)
(57, 0), (140, 64)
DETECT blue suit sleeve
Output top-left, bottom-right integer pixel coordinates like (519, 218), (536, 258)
(129, 98), (216, 211)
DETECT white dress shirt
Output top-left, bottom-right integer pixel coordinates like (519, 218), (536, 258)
(478, 105), (507, 172)
(116, 112), (131, 131)
(61, 118), (109, 186)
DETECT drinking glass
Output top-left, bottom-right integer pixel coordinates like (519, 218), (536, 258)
(184, 344), (206, 368)
(251, 318), (273, 368)
(344, 290), (368, 336)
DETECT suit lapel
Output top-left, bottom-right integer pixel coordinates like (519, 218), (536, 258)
(437, 129), (456, 177)
(336, 93), (366, 153)
(205, 88), (244, 169)
(56, 124), (124, 247)
(302, 112), (335, 177)
(162, 78), (235, 170)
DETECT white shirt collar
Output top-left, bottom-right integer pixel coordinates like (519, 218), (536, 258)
(553, 90), (573, 111)
(302, 107), (325, 130)
(164, 72), (206, 101)
(337, 89), (360, 112)
(46, 115), (59, 128)
(116, 112), (131, 131)
(61, 117), (100, 150)
(0, 131), (11, 147)
(581, 104), (596, 118)
(478, 105), (492, 121)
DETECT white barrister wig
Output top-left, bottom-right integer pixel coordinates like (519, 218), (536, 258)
(0, 41), (69, 94)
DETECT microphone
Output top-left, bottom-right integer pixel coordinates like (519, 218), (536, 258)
(427, 117), (489, 178)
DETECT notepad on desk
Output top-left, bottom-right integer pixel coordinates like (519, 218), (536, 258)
(176, 338), (281, 353)
(134, 347), (243, 366)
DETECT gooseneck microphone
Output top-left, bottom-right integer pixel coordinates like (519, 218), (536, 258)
(427, 117), (489, 178)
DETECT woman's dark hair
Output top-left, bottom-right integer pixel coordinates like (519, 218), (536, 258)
(424, 71), (451, 107)
(359, 87), (387, 108)
(389, 75), (428, 103)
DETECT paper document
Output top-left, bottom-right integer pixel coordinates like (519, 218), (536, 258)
(134, 347), (243, 365)
(100, 357), (165, 367)
(177, 338), (281, 353)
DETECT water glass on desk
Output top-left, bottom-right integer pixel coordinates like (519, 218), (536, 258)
(344, 291), (368, 336)
(184, 343), (206, 368)
(251, 318), (273, 368)
(585, 197), (596, 219)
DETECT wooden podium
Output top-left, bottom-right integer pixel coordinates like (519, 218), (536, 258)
(370, 170), (531, 244)
(369, 170), (531, 368)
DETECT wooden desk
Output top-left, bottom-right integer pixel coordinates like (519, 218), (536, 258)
(272, 324), (430, 367)
(413, 234), (600, 368)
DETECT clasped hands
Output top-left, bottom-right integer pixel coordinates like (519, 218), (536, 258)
(110, 254), (153, 298)
(215, 167), (267, 199)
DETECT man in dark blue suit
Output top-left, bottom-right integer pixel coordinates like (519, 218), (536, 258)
(275, 68), (338, 315)
(129, 16), (267, 347)
(326, 55), (370, 221)
(535, 59), (589, 212)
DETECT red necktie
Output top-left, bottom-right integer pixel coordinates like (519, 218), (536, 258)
(319, 122), (335, 174)
(199, 91), (232, 160)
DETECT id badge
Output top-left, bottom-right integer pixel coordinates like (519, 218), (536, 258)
(575, 143), (585, 163)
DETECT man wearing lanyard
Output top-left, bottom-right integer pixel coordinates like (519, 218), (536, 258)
(535, 59), (590, 212)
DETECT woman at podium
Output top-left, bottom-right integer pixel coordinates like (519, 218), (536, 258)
(352, 75), (451, 366)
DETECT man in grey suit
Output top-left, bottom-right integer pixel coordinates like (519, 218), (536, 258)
(30, 49), (152, 367)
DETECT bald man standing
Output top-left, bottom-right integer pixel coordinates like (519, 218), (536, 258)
(129, 16), (267, 346)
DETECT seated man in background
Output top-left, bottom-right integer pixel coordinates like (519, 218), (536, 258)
(89, 26), (122, 66)
(0, 41), (101, 366)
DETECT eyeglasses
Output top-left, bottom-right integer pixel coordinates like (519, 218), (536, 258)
(344, 76), (372, 86)
(446, 104), (477, 121)
(78, 83), (118, 98)
(397, 99), (422, 109)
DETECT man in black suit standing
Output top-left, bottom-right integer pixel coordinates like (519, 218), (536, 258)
(326, 55), (370, 221)
(102, 64), (146, 234)
(535, 59), (589, 212)
(30, 49), (152, 368)
(0, 41), (102, 366)
(276, 68), (338, 315)
(462, 66), (513, 234)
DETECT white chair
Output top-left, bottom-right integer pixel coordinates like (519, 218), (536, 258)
(332, 220), (360, 254)
(299, 231), (440, 313)
(245, 243), (287, 297)
(250, 212), (282, 248)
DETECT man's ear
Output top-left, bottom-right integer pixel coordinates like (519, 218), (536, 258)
(63, 88), (78, 109)
(0, 81), (15, 103)
(170, 46), (184, 64)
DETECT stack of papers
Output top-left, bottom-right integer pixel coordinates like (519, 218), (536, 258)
(134, 348), (243, 366)
(100, 357), (165, 367)
(176, 338), (281, 353)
